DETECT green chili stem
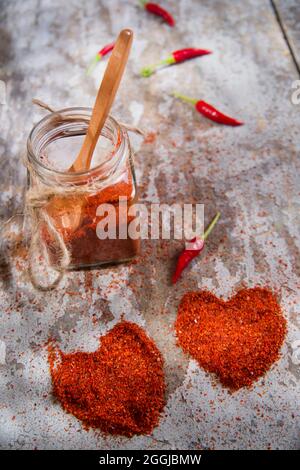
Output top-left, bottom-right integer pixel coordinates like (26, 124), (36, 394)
(86, 55), (100, 76)
(173, 92), (197, 105)
(139, 0), (147, 6)
(141, 56), (175, 77)
(150, 57), (175, 69)
(203, 212), (221, 240)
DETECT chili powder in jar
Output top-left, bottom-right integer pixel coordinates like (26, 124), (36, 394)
(48, 321), (166, 436)
(26, 109), (140, 269)
(175, 287), (286, 390)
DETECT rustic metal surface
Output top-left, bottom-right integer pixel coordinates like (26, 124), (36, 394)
(0, 0), (299, 450)
(274, 0), (300, 69)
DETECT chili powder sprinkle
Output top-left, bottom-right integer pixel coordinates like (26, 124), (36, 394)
(175, 287), (286, 390)
(48, 321), (165, 436)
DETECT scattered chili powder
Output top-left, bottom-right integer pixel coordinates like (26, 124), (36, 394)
(175, 287), (286, 390)
(143, 131), (157, 144)
(48, 321), (165, 436)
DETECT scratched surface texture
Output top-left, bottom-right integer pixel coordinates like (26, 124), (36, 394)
(0, 0), (299, 450)
(274, 0), (300, 68)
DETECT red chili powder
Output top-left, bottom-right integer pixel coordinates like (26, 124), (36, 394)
(48, 321), (165, 436)
(143, 132), (156, 144)
(175, 287), (286, 390)
(43, 179), (140, 267)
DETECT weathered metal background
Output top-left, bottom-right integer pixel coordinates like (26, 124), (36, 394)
(0, 0), (299, 450)
(274, 0), (300, 68)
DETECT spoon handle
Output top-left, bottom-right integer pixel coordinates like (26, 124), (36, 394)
(70, 29), (133, 173)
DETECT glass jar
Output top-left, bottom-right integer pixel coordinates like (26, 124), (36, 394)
(25, 107), (140, 270)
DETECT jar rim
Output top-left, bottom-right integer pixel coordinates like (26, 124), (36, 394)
(26, 107), (125, 179)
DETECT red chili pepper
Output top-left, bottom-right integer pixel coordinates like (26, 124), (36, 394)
(141, 48), (211, 77)
(98, 43), (115, 58)
(173, 93), (243, 126)
(86, 42), (115, 75)
(172, 212), (220, 284)
(140, 1), (175, 27)
(172, 48), (211, 63)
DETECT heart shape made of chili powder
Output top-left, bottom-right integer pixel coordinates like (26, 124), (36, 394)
(48, 321), (165, 436)
(175, 287), (286, 390)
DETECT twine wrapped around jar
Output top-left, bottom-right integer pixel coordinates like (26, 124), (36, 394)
(1, 100), (144, 291)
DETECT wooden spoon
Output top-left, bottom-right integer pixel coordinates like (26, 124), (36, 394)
(69, 29), (133, 173)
